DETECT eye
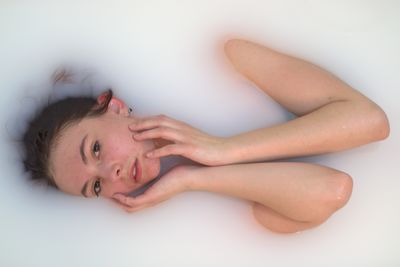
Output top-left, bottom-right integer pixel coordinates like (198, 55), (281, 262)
(93, 141), (101, 158)
(93, 179), (102, 197)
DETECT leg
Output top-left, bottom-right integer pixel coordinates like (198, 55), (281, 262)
(191, 162), (354, 227)
(250, 164), (353, 234)
(252, 202), (326, 234)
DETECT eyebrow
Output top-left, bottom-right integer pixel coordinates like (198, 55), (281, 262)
(80, 134), (88, 165)
(80, 134), (89, 197)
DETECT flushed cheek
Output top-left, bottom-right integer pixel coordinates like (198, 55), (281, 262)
(101, 181), (139, 198)
(108, 137), (135, 157)
(145, 157), (161, 180)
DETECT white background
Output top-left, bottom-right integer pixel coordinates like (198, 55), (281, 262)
(0, 1), (399, 266)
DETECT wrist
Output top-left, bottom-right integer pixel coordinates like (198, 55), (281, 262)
(172, 164), (204, 191)
(180, 165), (206, 191)
(220, 136), (242, 165)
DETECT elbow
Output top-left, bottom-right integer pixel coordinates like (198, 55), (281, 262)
(367, 103), (390, 141)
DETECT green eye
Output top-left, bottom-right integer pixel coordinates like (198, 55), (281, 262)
(93, 141), (100, 157)
(93, 179), (101, 197)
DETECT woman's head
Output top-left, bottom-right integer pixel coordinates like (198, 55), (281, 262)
(22, 88), (161, 199)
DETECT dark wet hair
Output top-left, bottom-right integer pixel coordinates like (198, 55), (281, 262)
(21, 70), (113, 188)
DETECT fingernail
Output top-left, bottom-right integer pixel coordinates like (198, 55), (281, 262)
(146, 152), (153, 157)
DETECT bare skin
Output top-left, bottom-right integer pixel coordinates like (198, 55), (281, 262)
(110, 39), (390, 233)
(82, 39), (389, 233)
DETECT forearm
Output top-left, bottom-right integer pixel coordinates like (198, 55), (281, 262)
(223, 99), (389, 164)
(187, 162), (351, 222)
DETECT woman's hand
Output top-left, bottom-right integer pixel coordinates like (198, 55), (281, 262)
(129, 114), (231, 166)
(111, 165), (199, 213)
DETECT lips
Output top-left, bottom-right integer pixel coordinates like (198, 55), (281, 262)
(130, 158), (142, 183)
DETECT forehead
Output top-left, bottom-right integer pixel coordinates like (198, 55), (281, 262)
(50, 119), (93, 195)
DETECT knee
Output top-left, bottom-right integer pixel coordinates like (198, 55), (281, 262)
(251, 172), (354, 233)
(328, 171), (353, 210)
(366, 102), (390, 141)
(312, 171), (353, 223)
(286, 171), (353, 225)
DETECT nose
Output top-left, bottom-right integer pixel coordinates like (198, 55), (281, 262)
(101, 163), (122, 183)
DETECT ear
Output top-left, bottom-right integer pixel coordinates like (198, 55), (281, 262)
(97, 95), (130, 116)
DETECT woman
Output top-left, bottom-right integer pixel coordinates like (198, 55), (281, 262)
(22, 39), (390, 233)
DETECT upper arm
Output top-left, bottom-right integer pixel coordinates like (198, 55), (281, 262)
(224, 39), (374, 117)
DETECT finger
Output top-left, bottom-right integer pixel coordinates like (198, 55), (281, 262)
(146, 144), (188, 158)
(112, 191), (161, 213)
(129, 115), (176, 131)
(129, 114), (188, 132)
(116, 201), (150, 213)
(110, 197), (131, 209)
(125, 203), (152, 213)
(110, 197), (142, 213)
(113, 192), (155, 208)
(133, 126), (186, 143)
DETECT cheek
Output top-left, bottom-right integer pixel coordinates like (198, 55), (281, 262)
(107, 133), (136, 157)
(144, 157), (161, 180)
(101, 181), (137, 198)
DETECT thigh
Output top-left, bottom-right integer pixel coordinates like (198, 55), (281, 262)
(252, 202), (325, 234)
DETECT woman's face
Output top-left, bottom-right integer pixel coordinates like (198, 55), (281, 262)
(49, 97), (161, 199)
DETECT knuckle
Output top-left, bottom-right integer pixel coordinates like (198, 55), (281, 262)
(179, 133), (189, 142)
(120, 196), (128, 203)
(159, 126), (168, 134)
(123, 198), (133, 206)
(158, 114), (168, 122)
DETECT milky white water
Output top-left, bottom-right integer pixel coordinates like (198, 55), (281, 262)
(1, 1), (399, 266)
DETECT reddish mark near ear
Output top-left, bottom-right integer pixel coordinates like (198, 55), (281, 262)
(98, 93), (108, 104)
